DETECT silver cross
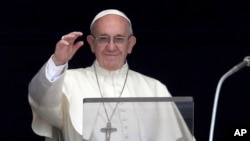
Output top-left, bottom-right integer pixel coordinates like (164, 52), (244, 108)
(100, 122), (117, 141)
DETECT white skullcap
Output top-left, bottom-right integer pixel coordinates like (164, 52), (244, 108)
(90, 9), (131, 29)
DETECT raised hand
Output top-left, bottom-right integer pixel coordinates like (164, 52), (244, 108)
(53, 31), (84, 66)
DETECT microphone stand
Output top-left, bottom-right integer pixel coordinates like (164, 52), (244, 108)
(209, 57), (249, 141)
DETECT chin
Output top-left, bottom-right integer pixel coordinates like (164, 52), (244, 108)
(105, 63), (120, 70)
(103, 61), (123, 70)
(99, 56), (124, 70)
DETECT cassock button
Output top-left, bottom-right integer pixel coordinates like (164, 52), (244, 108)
(121, 109), (126, 112)
(124, 135), (129, 139)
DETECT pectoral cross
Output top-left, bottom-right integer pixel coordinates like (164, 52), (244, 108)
(100, 122), (117, 141)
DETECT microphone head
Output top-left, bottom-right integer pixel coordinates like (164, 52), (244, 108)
(243, 56), (250, 66)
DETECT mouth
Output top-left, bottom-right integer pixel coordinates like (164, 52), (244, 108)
(103, 53), (119, 56)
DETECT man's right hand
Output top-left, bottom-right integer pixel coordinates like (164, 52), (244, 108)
(52, 31), (84, 66)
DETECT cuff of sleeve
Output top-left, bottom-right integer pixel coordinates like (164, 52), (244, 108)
(46, 55), (68, 82)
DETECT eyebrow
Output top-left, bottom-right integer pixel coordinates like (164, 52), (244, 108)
(97, 33), (127, 37)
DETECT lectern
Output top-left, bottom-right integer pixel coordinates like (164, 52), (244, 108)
(82, 97), (194, 141)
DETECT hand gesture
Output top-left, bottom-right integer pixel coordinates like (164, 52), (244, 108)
(53, 31), (84, 66)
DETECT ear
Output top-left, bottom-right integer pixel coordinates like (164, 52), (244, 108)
(87, 35), (95, 53)
(127, 35), (136, 54)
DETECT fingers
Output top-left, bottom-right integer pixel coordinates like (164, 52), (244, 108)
(57, 31), (84, 51)
(61, 31), (83, 45)
(59, 39), (70, 46)
(73, 41), (84, 51)
(53, 31), (84, 66)
(59, 31), (84, 52)
(62, 31), (83, 38)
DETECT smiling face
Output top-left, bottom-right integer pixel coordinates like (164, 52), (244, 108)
(87, 14), (136, 71)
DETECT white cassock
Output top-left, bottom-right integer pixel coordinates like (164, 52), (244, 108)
(28, 58), (194, 141)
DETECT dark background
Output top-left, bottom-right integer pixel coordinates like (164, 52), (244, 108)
(1, 0), (250, 141)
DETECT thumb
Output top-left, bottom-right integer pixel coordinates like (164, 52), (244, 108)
(72, 41), (84, 54)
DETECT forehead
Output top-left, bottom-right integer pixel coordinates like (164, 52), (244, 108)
(92, 15), (130, 35)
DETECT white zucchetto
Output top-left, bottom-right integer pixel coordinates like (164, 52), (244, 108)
(90, 9), (131, 29)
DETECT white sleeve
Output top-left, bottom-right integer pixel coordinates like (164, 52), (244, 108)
(28, 56), (67, 137)
(46, 55), (68, 82)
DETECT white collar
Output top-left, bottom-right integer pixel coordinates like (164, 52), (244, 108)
(92, 60), (129, 76)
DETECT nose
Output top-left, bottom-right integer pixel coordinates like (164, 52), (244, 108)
(106, 39), (117, 51)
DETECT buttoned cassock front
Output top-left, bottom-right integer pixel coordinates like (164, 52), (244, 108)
(28, 60), (194, 141)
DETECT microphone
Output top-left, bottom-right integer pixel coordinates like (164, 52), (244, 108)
(209, 56), (250, 141)
(228, 56), (250, 75)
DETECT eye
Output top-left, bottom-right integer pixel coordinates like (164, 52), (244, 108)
(115, 37), (126, 43)
(98, 36), (109, 43)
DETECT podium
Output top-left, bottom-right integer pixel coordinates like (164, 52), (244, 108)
(82, 97), (194, 141)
